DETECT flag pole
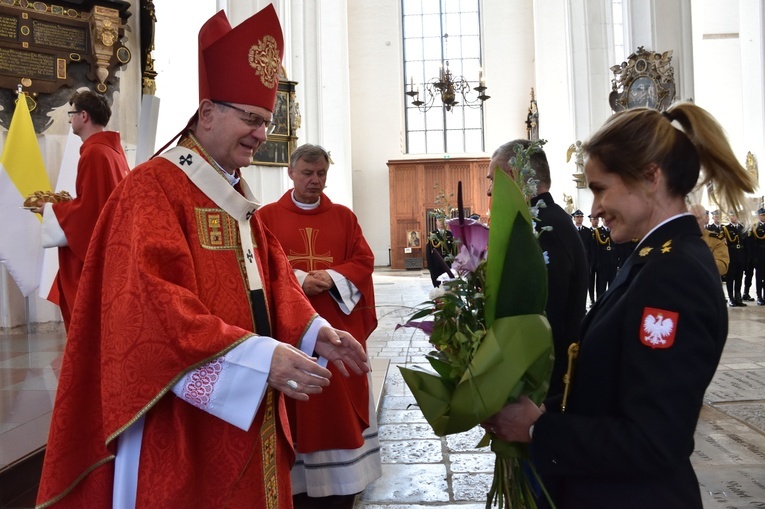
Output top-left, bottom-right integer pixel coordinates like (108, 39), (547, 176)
(25, 295), (31, 334)
(17, 84), (32, 334)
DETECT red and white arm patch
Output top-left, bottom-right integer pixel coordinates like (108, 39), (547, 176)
(640, 307), (679, 349)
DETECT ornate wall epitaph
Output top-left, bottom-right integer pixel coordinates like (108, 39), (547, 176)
(609, 46), (675, 112)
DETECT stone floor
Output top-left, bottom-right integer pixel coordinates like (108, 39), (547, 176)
(356, 269), (765, 509)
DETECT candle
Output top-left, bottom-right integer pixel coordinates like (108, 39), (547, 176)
(410, 75), (414, 89)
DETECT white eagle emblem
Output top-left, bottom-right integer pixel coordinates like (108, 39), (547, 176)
(642, 313), (674, 345)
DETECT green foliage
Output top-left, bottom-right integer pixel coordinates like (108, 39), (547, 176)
(413, 260), (488, 380)
(507, 139), (548, 202)
(430, 182), (456, 221)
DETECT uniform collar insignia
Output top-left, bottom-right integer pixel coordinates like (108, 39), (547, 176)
(639, 246), (653, 257)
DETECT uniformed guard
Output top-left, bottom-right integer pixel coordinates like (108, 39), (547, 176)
(751, 208), (765, 305)
(722, 210), (748, 306)
(593, 218), (618, 298)
(743, 211), (757, 302)
(707, 209), (723, 237)
(572, 210), (593, 306)
(571, 210), (591, 251)
(425, 216), (454, 287)
(586, 214), (599, 303)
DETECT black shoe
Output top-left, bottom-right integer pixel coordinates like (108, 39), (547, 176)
(737, 300), (748, 307)
(729, 300), (738, 307)
(743, 295), (755, 301)
(758, 299), (765, 306)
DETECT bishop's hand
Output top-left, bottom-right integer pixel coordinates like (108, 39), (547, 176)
(315, 326), (369, 378)
(268, 343), (331, 401)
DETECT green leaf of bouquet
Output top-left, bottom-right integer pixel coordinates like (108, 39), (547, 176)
(495, 212), (548, 319)
(426, 353), (456, 379)
(446, 314), (553, 434)
(398, 365), (455, 436)
(410, 308), (435, 320)
(485, 168), (537, 327)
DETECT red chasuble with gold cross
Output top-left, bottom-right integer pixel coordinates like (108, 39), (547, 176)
(259, 191), (377, 453)
(37, 153), (316, 508)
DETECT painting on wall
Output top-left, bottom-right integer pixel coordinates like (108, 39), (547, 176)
(251, 78), (300, 167)
(252, 137), (294, 167)
(406, 230), (421, 248)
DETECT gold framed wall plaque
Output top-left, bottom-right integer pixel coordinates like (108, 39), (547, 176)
(252, 78), (300, 167)
(609, 46), (675, 112)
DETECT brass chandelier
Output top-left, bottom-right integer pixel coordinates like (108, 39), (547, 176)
(405, 35), (489, 113)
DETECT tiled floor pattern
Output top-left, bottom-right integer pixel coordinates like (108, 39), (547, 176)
(2, 269), (765, 508)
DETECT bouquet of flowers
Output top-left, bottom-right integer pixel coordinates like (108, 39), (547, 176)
(398, 141), (553, 508)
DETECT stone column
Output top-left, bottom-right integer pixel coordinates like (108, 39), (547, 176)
(739, 0), (765, 193)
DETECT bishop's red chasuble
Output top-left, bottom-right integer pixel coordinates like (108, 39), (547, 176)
(37, 147), (316, 508)
(258, 191), (377, 453)
(50, 131), (129, 327)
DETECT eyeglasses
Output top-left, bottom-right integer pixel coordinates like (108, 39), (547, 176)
(67, 110), (81, 117)
(213, 101), (277, 135)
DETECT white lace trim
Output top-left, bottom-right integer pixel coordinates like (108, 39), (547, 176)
(180, 357), (225, 410)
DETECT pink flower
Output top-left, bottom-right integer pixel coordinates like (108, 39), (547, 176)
(395, 320), (434, 335)
(447, 217), (489, 274)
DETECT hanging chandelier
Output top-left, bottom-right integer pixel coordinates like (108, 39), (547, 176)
(405, 35), (489, 113)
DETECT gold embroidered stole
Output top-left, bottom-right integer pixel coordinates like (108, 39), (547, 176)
(159, 140), (280, 506)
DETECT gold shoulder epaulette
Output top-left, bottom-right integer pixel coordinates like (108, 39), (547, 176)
(638, 239), (673, 257)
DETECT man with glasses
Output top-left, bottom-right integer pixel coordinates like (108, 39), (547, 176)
(29, 89), (129, 330)
(37, 6), (369, 509)
(212, 100), (278, 133)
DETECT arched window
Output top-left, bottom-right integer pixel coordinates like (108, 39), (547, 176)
(402, 0), (484, 154)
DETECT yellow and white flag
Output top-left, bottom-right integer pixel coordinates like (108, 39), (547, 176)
(0, 95), (51, 297)
(39, 127), (81, 301)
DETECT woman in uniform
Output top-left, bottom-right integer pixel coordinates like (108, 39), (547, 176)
(483, 102), (756, 508)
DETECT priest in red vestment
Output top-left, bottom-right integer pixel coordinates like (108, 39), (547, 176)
(36, 7), (368, 509)
(33, 90), (129, 330)
(258, 144), (381, 508)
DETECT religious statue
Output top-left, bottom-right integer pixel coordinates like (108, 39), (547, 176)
(526, 88), (539, 141)
(562, 193), (575, 215)
(746, 151), (759, 183)
(567, 140), (587, 189)
(567, 140), (584, 174)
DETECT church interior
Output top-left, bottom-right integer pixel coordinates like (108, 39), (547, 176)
(1, 0), (764, 506)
